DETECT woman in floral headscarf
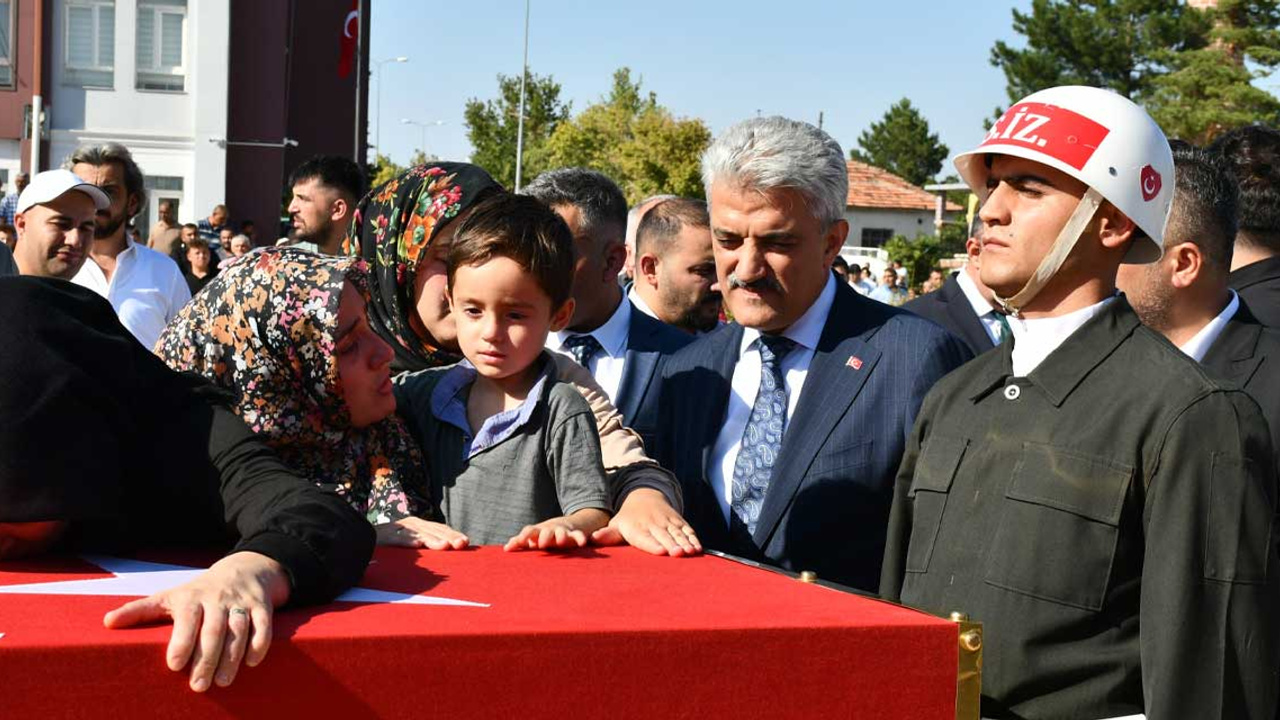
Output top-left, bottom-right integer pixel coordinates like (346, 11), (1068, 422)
(347, 163), (702, 556)
(155, 248), (456, 546)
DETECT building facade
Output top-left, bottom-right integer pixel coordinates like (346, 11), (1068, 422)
(0, 0), (369, 241)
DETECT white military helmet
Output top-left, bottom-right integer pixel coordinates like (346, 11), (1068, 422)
(954, 86), (1174, 313)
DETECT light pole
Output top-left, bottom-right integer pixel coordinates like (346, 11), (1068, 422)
(514, 0), (531, 191)
(401, 118), (445, 161)
(372, 56), (409, 160)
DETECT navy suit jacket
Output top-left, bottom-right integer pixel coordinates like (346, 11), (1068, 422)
(642, 281), (972, 591)
(903, 273), (997, 357)
(613, 301), (694, 441)
(1203, 300), (1280, 464)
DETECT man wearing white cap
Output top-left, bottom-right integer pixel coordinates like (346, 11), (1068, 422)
(881, 87), (1279, 718)
(9, 169), (107, 279)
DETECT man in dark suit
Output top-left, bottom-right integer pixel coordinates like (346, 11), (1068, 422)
(523, 168), (692, 436)
(1209, 125), (1280, 327)
(629, 197), (722, 335)
(1119, 145), (1280, 457)
(640, 117), (971, 592)
(904, 228), (1006, 356)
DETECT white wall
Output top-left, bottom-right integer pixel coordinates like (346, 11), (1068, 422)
(47, 0), (227, 223)
(842, 207), (938, 245)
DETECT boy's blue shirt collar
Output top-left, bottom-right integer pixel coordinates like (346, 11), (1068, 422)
(430, 352), (557, 458)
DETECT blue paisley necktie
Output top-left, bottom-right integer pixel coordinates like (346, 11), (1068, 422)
(561, 334), (604, 368)
(730, 334), (797, 536)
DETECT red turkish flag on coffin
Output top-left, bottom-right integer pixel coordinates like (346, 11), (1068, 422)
(337, 0), (359, 78)
(0, 547), (959, 718)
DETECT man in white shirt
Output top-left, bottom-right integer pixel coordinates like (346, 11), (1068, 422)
(643, 116), (969, 591)
(68, 143), (190, 351)
(523, 168), (692, 432)
(629, 197), (721, 335)
(1117, 144), (1280, 462)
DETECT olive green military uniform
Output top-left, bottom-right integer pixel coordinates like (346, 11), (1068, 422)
(881, 298), (1280, 719)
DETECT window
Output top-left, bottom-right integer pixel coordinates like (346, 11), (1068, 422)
(139, 175), (185, 232)
(64, 0), (115, 88)
(860, 228), (893, 248)
(0, 1), (14, 89)
(136, 0), (186, 92)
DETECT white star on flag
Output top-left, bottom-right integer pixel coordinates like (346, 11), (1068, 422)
(0, 555), (488, 607)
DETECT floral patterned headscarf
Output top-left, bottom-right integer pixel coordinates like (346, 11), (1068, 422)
(155, 248), (430, 524)
(343, 162), (503, 372)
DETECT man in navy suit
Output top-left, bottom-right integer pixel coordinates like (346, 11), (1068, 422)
(523, 168), (693, 437)
(641, 117), (971, 592)
(1118, 145), (1280, 462)
(904, 225), (1008, 356)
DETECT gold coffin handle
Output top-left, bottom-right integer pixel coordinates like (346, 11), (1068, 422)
(950, 611), (983, 720)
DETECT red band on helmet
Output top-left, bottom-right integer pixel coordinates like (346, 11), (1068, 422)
(981, 102), (1111, 171)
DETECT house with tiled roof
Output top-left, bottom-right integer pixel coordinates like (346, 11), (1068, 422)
(842, 159), (962, 249)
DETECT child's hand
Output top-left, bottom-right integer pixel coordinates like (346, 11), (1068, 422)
(503, 518), (590, 552)
(375, 518), (470, 550)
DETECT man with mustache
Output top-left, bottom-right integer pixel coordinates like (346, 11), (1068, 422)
(69, 143), (191, 351)
(881, 87), (1279, 718)
(9, 169), (107, 280)
(629, 197), (722, 335)
(641, 117), (971, 591)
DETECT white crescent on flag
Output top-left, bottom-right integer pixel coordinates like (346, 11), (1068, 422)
(0, 555), (488, 608)
(343, 10), (359, 39)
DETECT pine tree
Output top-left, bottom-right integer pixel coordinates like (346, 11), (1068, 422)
(850, 99), (949, 186)
(1147, 0), (1280, 143)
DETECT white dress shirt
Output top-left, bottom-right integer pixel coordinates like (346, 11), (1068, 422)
(1007, 296), (1116, 377)
(955, 269), (1005, 346)
(1178, 290), (1239, 363)
(72, 239), (191, 351)
(627, 285), (658, 320)
(707, 273), (838, 522)
(547, 295), (632, 404)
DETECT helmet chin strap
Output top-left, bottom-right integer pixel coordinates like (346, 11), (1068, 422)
(993, 187), (1105, 316)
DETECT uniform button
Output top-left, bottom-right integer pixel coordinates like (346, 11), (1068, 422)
(1003, 384), (1021, 401)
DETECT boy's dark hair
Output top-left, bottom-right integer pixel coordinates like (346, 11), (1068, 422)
(1167, 147), (1238, 275)
(832, 255), (849, 272)
(185, 236), (211, 251)
(447, 193), (576, 309)
(287, 155), (367, 202)
(1208, 124), (1280, 250)
(635, 197), (710, 256)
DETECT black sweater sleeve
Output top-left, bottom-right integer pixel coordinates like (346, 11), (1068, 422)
(206, 406), (375, 605)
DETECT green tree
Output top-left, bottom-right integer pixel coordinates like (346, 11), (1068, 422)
(366, 153), (405, 191)
(884, 224), (967, 291)
(990, 0), (1209, 106)
(1147, 0), (1280, 144)
(850, 98), (949, 186)
(463, 71), (571, 189)
(542, 68), (711, 203)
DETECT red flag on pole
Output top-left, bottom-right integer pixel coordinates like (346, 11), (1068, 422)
(338, 0), (359, 78)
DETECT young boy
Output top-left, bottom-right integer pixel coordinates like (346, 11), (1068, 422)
(393, 193), (612, 550)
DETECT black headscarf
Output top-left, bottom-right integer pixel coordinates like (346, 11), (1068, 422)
(0, 277), (215, 524)
(343, 162), (503, 372)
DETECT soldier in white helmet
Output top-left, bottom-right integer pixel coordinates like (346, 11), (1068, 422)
(881, 86), (1280, 719)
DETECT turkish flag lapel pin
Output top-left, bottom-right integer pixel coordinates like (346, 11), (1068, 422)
(846, 356), (863, 370)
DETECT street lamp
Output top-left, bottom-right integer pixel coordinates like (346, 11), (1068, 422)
(401, 118), (446, 160)
(372, 56), (409, 159)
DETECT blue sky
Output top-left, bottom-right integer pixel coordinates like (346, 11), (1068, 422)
(369, 1), (1034, 177)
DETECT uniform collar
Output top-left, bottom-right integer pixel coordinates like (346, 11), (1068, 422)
(970, 296), (1143, 407)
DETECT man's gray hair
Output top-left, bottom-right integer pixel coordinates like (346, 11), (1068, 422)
(701, 116), (848, 227)
(64, 142), (147, 217)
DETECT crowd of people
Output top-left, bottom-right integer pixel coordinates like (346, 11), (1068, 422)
(1, 83), (1279, 719)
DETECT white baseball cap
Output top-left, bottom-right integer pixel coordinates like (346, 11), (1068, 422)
(15, 169), (110, 215)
